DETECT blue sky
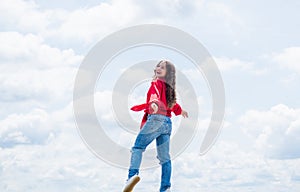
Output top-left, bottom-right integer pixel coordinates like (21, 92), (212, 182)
(0, 0), (300, 191)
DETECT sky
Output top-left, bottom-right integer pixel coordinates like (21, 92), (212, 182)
(0, 0), (300, 191)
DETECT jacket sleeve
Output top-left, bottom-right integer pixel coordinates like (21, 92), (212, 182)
(130, 103), (148, 111)
(147, 81), (166, 113)
(130, 80), (166, 114)
(130, 82), (162, 113)
(172, 103), (182, 116)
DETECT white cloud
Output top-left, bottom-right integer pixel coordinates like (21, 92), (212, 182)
(272, 47), (300, 74)
(0, 32), (81, 111)
(0, 0), (143, 45)
(214, 57), (253, 71)
(0, 0), (248, 46)
(0, 100), (74, 148)
(0, 127), (127, 192)
(169, 140), (300, 191)
(45, 0), (142, 44)
(0, 32), (82, 68)
(0, 109), (51, 147)
(214, 56), (267, 75)
(240, 104), (300, 159)
(0, 0), (48, 32)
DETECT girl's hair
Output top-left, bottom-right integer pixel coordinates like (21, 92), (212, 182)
(156, 60), (177, 108)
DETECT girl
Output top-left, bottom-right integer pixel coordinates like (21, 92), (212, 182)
(123, 60), (188, 192)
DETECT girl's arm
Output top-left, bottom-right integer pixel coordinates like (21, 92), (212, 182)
(172, 103), (188, 118)
(148, 80), (166, 114)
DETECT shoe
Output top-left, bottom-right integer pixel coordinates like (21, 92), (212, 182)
(123, 175), (140, 192)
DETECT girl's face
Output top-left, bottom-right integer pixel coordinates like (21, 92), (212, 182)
(155, 61), (167, 79)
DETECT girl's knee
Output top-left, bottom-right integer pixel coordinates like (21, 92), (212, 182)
(156, 153), (171, 164)
(131, 146), (146, 153)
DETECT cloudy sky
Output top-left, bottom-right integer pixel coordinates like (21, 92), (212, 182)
(1, 0), (300, 191)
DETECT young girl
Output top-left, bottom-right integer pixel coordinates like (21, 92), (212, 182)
(123, 60), (188, 192)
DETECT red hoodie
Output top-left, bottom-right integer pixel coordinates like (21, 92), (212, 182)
(130, 79), (182, 128)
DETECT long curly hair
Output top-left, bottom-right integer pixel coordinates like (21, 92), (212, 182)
(156, 60), (177, 108)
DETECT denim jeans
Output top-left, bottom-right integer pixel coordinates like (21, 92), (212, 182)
(128, 114), (172, 192)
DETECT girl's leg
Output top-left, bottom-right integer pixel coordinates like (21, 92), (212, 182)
(156, 134), (171, 192)
(128, 116), (161, 179)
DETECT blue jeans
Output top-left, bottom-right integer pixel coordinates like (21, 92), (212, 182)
(128, 114), (172, 192)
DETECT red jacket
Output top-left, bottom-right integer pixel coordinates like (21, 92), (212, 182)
(130, 79), (182, 128)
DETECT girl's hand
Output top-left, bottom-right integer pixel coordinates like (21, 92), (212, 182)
(151, 103), (158, 114)
(181, 110), (188, 118)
